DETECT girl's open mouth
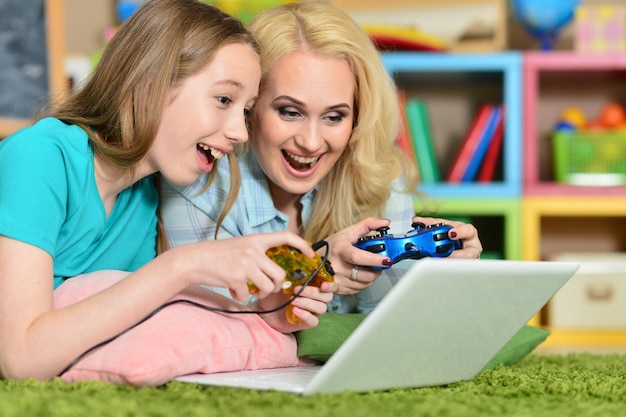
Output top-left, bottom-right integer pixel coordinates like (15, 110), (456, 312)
(197, 143), (224, 165)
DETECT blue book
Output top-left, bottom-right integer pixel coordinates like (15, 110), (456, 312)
(461, 105), (502, 182)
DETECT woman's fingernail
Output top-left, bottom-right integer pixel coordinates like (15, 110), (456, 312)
(450, 231), (457, 238)
(383, 258), (393, 266)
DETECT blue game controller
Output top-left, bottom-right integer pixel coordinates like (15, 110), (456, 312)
(353, 222), (462, 270)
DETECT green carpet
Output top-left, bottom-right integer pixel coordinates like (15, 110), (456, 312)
(2, 353), (625, 417)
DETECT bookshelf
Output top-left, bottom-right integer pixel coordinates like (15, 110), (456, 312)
(521, 52), (626, 348)
(330, 0), (508, 52)
(426, 198), (521, 260)
(384, 52), (522, 264)
(522, 196), (626, 349)
(383, 50), (626, 349)
(523, 51), (626, 196)
(381, 52), (522, 199)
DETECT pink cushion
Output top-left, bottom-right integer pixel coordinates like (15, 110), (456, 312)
(53, 270), (299, 386)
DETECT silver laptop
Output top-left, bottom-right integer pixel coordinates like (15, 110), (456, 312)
(176, 258), (578, 395)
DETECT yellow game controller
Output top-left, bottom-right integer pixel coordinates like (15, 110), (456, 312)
(248, 243), (334, 324)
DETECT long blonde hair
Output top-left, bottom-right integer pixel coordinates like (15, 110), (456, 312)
(247, 1), (419, 243)
(48, 0), (257, 253)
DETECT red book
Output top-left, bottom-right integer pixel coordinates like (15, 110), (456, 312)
(478, 106), (504, 182)
(461, 106), (502, 182)
(446, 105), (492, 183)
(395, 91), (417, 166)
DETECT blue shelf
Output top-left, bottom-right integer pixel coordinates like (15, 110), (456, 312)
(382, 52), (523, 199)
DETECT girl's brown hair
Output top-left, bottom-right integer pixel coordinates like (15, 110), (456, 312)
(49, 0), (258, 253)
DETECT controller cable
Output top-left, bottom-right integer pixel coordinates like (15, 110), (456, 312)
(58, 240), (331, 377)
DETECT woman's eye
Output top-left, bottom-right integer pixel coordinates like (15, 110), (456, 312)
(217, 96), (232, 106)
(278, 108), (300, 119)
(326, 113), (346, 123)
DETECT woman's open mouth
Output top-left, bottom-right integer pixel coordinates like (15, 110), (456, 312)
(282, 150), (319, 172)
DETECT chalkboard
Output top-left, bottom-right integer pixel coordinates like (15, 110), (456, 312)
(0, 0), (66, 137)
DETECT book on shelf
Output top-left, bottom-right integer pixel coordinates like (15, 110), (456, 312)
(446, 104), (504, 183)
(477, 106), (505, 182)
(404, 98), (440, 183)
(461, 105), (503, 182)
(446, 104), (492, 183)
(394, 91), (418, 167)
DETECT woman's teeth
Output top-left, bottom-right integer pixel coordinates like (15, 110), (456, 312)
(283, 150), (319, 169)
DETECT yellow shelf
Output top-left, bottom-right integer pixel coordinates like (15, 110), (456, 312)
(521, 196), (626, 350)
(541, 329), (626, 349)
(522, 196), (626, 261)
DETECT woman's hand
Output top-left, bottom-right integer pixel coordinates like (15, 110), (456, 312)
(322, 217), (394, 296)
(411, 216), (482, 259)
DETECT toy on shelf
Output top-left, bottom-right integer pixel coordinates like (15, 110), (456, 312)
(510, 0), (580, 50)
(362, 24), (448, 52)
(555, 106), (586, 132)
(203, 0), (293, 23)
(575, 4), (626, 53)
(117, 0), (147, 23)
(552, 103), (626, 186)
(554, 103), (626, 133)
(597, 102), (626, 130)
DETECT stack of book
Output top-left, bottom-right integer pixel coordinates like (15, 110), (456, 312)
(395, 93), (504, 184)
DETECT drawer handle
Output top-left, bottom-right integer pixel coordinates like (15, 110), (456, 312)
(585, 283), (614, 301)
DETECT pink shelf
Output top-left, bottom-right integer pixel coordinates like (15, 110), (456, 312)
(523, 51), (626, 196)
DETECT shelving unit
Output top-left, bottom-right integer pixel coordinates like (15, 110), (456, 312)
(331, 0), (508, 52)
(523, 51), (626, 196)
(382, 52), (522, 199)
(383, 50), (626, 350)
(522, 52), (626, 347)
(425, 197), (521, 260)
(383, 52), (523, 264)
(522, 196), (626, 348)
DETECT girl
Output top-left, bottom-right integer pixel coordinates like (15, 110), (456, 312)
(0, 0), (332, 382)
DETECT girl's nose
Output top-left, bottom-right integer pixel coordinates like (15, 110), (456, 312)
(225, 109), (250, 144)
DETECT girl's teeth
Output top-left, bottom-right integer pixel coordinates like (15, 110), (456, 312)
(198, 144), (224, 160)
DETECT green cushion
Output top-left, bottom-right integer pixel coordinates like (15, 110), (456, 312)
(296, 313), (366, 362)
(481, 324), (551, 371)
(296, 313), (550, 367)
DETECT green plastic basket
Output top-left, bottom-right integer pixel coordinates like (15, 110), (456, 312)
(552, 132), (626, 186)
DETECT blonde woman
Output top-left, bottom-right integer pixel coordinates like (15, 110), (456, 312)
(161, 1), (482, 314)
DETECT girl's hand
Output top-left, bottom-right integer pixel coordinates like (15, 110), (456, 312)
(411, 216), (482, 259)
(175, 231), (315, 302)
(252, 281), (335, 333)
